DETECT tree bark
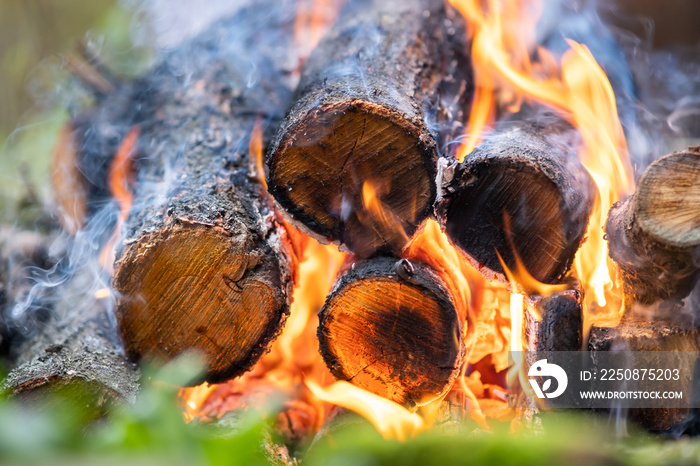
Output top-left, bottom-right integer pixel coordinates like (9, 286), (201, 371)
(587, 318), (699, 433)
(3, 267), (140, 411)
(107, 5), (302, 384)
(437, 120), (596, 284)
(267, 0), (472, 258)
(318, 257), (465, 409)
(606, 147), (700, 306)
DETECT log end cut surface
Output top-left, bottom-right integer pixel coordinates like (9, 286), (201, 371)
(114, 222), (288, 384)
(440, 125), (594, 284)
(633, 148), (700, 249)
(318, 261), (463, 408)
(268, 100), (436, 257)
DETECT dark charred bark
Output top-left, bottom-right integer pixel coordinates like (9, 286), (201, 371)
(267, 0), (472, 258)
(437, 120), (596, 284)
(588, 318), (699, 432)
(318, 257), (465, 409)
(106, 5), (302, 384)
(525, 283), (583, 352)
(606, 147), (700, 306)
(3, 267), (140, 411)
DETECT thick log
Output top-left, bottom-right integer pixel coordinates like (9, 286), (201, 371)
(436, 121), (596, 284)
(606, 147), (700, 306)
(588, 318), (699, 433)
(524, 283), (583, 352)
(3, 268), (140, 411)
(318, 257), (465, 409)
(267, 0), (472, 258)
(109, 5), (302, 384)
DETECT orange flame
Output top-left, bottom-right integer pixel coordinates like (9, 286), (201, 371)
(250, 117), (266, 191)
(306, 380), (425, 441)
(361, 180), (410, 244)
(293, 0), (341, 68)
(99, 127), (139, 273)
(181, 228), (346, 432)
(451, 0), (633, 329)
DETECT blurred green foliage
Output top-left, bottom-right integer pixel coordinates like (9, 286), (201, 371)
(0, 0), (152, 221)
(0, 354), (698, 466)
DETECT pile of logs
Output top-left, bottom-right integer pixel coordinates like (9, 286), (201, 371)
(2, 0), (700, 441)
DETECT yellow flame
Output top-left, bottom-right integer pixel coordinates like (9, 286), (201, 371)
(306, 380), (425, 441)
(451, 0), (633, 327)
(361, 180), (410, 244)
(180, 383), (216, 423)
(496, 249), (567, 298)
(94, 288), (111, 299)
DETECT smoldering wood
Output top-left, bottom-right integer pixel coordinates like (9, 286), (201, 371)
(3, 267), (140, 410)
(588, 318), (699, 433)
(267, 0), (472, 258)
(0, 226), (61, 354)
(606, 147), (700, 306)
(524, 283), (583, 352)
(51, 72), (139, 234)
(436, 120), (596, 284)
(317, 257), (465, 409)
(104, 5), (302, 384)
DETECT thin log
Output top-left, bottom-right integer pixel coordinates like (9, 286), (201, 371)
(3, 267), (140, 410)
(109, 5), (301, 384)
(606, 147), (700, 306)
(267, 0), (472, 257)
(318, 257), (465, 409)
(437, 120), (596, 284)
(524, 283), (583, 352)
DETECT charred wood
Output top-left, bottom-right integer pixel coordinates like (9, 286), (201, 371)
(267, 0), (472, 257)
(606, 147), (700, 306)
(436, 120), (596, 284)
(318, 257), (465, 409)
(106, 5), (302, 384)
(525, 283), (583, 352)
(588, 318), (699, 433)
(3, 267), (139, 411)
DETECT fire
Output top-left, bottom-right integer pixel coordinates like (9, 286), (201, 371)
(450, 0), (634, 328)
(99, 127), (139, 273)
(182, 0), (638, 441)
(180, 222), (347, 432)
(306, 380), (425, 441)
(361, 180), (410, 244)
(250, 117), (266, 190)
(293, 0), (339, 66)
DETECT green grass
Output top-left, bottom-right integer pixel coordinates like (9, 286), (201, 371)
(1, 356), (699, 466)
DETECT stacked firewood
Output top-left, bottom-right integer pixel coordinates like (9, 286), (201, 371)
(2, 0), (699, 437)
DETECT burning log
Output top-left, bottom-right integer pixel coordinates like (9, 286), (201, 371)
(606, 147), (700, 306)
(588, 318), (699, 432)
(109, 6), (302, 384)
(317, 257), (465, 409)
(436, 120), (596, 284)
(524, 283), (583, 352)
(3, 268), (140, 410)
(266, 0), (472, 257)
